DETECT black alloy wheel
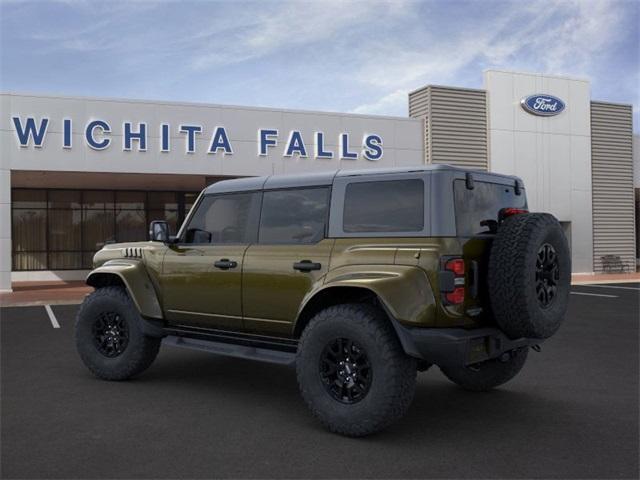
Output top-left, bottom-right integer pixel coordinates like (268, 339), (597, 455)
(535, 243), (559, 308)
(319, 337), (372, 404)
(92, 311), (129, 358)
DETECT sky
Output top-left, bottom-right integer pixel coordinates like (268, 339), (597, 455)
(1, 0), (638, 129)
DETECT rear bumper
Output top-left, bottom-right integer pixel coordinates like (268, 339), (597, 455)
(392, 322), (541, 368)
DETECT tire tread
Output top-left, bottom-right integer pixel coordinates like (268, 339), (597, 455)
(75, 286), (160, 381)
(488, 213), (570, 339)
(296, 303), (416, 437)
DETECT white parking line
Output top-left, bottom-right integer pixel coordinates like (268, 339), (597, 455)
(580, 284), (640, 291)
(44, 304), (60, 328)
(571, 291), (618, 298)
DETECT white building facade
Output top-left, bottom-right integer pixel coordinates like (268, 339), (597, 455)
(0, 70), (636, 291)
(484, 70), (595, 273)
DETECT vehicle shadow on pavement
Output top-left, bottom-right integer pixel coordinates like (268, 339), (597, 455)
(127, 349), (579, 441)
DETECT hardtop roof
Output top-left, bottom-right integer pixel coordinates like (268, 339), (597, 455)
(203, 164), (521, 194)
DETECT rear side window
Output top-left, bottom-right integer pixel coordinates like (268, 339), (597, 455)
(454, 180), (527, 236)
(183, 192), (260, 244)
(343, 179), (424, 233)
(259, 188), (330, 244)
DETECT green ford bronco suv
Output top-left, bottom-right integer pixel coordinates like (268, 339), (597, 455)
(76, 165), (570, 436)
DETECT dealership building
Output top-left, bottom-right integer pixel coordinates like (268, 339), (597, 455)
(0, 69), (637, 291)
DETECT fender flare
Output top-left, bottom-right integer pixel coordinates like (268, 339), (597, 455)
(294, 265), (437, 336)
(86, 259), (164, 326)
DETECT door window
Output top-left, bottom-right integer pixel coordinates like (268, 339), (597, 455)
(259, 188), (330, 244)
(183, 193), (260, 244)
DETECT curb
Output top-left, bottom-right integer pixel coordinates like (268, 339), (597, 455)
(571, 279), (640, 285)
(0, 300), (84, 308)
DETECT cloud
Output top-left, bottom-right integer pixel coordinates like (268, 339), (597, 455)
(1, 0), (636, 129)
(350, 0), (633, 115)
(189, 0), (412, 70)
(351, 88), (409, 116)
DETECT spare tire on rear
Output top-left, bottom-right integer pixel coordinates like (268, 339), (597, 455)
(488, 213), (571, 339)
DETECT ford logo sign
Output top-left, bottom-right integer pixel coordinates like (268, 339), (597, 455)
(520, 94), (566, 116)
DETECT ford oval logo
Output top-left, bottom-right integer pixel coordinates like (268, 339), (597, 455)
(520, 94), (566, 116)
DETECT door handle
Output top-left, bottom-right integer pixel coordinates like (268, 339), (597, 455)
(293, 260), (322, 272)
(214, 258), (238, 270)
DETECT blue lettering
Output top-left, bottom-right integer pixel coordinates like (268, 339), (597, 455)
(340, 133), (358, 160)
(63, 118), (72, 149)
(208, 127), (233, 154)
(85, 120), (111, 150)
(179, 125), (202, 153)
(285, 130), (307, 157)
(314, 132), (333, 159)
(362, 134), (383, 161)
(160, 124), (170, 152)
(12, 117), (49, 148)
(259, 129), (278, 156)
(123, 122), (147, 151)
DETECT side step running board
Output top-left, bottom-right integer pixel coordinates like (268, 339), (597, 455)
(163, 335), (296, 366)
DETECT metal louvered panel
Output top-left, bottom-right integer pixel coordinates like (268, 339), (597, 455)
(590, 101), (636, 272)
(408, 87), (430, 164)
(408, 85), (488, 170)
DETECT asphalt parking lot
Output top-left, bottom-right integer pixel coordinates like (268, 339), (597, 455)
(1, 284), (638, 479)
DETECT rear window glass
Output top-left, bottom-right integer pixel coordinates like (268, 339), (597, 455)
(343, 179), (424, 233)
(454, 180), (526, 236)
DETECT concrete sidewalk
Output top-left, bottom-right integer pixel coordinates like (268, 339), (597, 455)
(571, 271), (640, 285)
(0, 281), (92, 307)
(1, 271), (639, 308)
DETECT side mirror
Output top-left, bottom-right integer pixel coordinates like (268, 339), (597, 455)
(149, 220), (170, 243)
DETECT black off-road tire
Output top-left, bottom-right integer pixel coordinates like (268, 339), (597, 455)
(296, 303), (416, 437)
(75, 286), (161, 380)
(488, 213), (571, 339)
(440, 348), (528, 392)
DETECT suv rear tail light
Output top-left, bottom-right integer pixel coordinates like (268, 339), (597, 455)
(439, 257), (465, 305)
(445, 287), (465, 305)
(445, 258), (465, 276)
(499, 207), (529, 221)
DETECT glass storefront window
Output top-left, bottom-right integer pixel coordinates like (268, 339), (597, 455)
(49, 252), (83, 270)
(48, 209), (82, 251)
(13, 252), (47, 271)
(116, 191), (145, 210)
(48, 190), (81, 209)
(11, 189), (198, 271)
(148, 192), (178, 210)
(82, 210), (115, 251)
(116, 210), (147, 243)
(12, 189), (46, 209)
(12, 209), (46, 252)
(83, 190), (115, 209)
